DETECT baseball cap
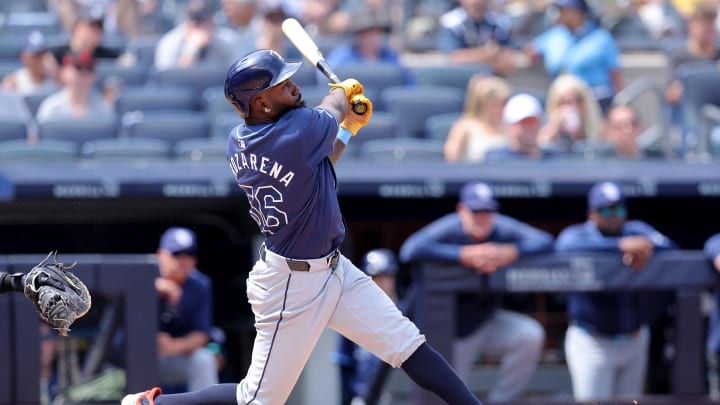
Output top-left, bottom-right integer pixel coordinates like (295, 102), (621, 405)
(554, 0), (589, 13)
(62, 50), (96, 71)
(159, 227), (198, 256)
(186, 0), (215, 22)
(24, 31), (47, 54)
(460, 182), (499, 212)
(503, 93), (543, 124)
(587, 181), (625, 210)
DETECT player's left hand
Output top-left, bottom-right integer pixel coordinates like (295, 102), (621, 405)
(328, 78), (364, 104)
(340, 94), (373, 136)
(23, 252), (92, 337)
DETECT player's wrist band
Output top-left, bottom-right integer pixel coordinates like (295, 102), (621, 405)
(337, 127), (352, 145)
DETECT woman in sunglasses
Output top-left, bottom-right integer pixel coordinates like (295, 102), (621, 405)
(555, 181), (678, 402)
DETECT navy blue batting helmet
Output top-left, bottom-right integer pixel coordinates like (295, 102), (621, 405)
(361, 249), (399, 277)
(224, 49), (302, 118)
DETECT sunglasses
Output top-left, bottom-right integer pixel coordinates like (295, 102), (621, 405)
(596, 205), (627, 218)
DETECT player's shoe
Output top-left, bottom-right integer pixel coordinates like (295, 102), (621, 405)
(121, 387), (162, 405)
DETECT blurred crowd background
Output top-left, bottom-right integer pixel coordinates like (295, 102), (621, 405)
(2, 0), (720, 163)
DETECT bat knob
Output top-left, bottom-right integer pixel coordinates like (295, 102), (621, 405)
(352, 101), (367, 115)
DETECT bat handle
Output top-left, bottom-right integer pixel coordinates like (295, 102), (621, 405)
(318, 60), (367, 115)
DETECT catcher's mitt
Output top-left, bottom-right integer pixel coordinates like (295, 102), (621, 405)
(24, 252), (92, 337)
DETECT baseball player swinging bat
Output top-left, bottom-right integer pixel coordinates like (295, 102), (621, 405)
(281, 17), (368, 115)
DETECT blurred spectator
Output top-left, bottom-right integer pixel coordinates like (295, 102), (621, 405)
(154, 0), (236, 70)
(325, 10), (415, 85)
(705, 232), (720, 400)
(0, 89), (38, 141)
(254, 2), (298, 59)
(216, 0), (261, 59)
(300, 0), (347, 36)
(444, 74), (511, 162)
(49, 5), (124, 64)
(485, 93), (557, 161)
(437, 0), (517, 76)
(333, 248), (401, 405)
(1, 31), (59, 96)
(36, 50), (115, 123)
(636, 0), (683, 39)
(538, 74), (603, 154)
(556, 181), (678, 401)
(51, 0), (142, 40)
(400, 181), (550, 403)
(602, 104), (648, 159)
(155, 227), (218, 391)
(525, 0), (622, 111)
(665, 1), (720, 107)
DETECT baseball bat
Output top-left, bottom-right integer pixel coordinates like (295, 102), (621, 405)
(281, 18), (367, 115)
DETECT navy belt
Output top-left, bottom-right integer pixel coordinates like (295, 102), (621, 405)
(260, 244), (340, 272)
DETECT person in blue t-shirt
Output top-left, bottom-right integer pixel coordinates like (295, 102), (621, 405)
(556, 181), (678, 401)
(400, 181), (552, 403)
(155, 227), (218, 392)
(437, 0), (516, 76)
(525, 0), (622, 112)
(704, 233), (720, 399)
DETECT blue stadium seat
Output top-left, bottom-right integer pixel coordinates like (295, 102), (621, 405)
(174, 136), (228, 162)
(125, 111), (210, 146)
(124, 35), (160, 70)
(81, 137), (172, 160)
(298, 85), (330, 109)
(23, 88), (56, 117)
(412, 65), (490, 92)
(0, 139), (78, 161)
(201, 86), (235, 122)
(149, 65), (226, 102)
(115, 86), (196, 115)
(96, 63), (148, 89)
(212, 112), (242, 139)
(357, 138), (445, 162)
(333, 63), (408, 110)
(38, 118), (119, 144)
(380, 85), (465, 138)
(342, 112), (401, 159)
(424, 112), (462, 141)
(0, 118), (28, 142)
(1, 12), (62, 36)
(292, 62), (318, 88)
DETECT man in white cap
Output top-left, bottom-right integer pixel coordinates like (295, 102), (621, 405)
(485, 93), (555, 161)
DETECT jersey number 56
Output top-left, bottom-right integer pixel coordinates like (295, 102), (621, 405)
(238, 185), (289, 235)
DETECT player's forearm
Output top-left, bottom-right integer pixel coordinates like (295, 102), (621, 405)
(329, 137), (346, 165)
(319, 88), (349, 123)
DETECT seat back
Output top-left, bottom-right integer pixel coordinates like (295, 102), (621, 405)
(0, 119), (29, 141)
(357, 138), (445, 162)
(380, 85), (465, 138)
(115, 86), (196, 115)
(125, 111), (210, 146)
(38, 118), (119, 145)
(82, 137), (172, 160)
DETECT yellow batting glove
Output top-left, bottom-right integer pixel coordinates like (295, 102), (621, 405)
(340, 94), (373, 136)
(328, 78), (364, 103)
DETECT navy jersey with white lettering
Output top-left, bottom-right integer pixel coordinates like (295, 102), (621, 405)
(227, 107), (344, 259)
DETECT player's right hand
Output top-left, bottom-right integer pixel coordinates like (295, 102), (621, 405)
(329, 78), (364, 103)
(340, 94), (373, 136)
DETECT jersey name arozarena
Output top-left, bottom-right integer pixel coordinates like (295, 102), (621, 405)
(228, 151), (296, 187)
